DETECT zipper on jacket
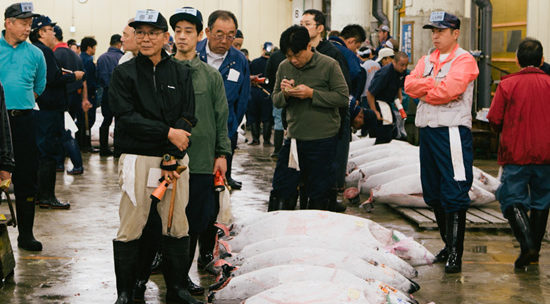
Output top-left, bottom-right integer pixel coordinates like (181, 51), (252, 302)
(153, 66), (157, 91)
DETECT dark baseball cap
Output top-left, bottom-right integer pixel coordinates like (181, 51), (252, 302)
(129, 9), (168, 32)
(169, 7), (203, 33)
(4, 2), (39, 19)
(31, 15), (56, 31)
(235, 29), (243, 39)
(423, 11), (460, 30)
(53, 25), (62, 40)
(263, 42), (273, 52)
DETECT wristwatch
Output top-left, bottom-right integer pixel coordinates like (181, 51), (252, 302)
(163, 154), (175, 162)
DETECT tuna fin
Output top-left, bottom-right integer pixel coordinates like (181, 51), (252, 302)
(215, 222), (230, 237)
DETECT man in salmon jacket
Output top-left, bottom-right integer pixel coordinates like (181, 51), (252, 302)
(404, 11), (479, 274)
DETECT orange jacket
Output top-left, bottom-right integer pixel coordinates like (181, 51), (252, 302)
(405, 44), (479, 105)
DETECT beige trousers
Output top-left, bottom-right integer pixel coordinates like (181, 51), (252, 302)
(116, 154), (190, 242)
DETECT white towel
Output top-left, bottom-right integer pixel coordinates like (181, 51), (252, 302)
(449, 126), (466, 181)
(288, 138), (300, 171)
(376, 101), (393, 125)
(121, 155), (138, 206)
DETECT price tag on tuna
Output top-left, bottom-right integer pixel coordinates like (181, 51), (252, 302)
(135, 10), (159, 22)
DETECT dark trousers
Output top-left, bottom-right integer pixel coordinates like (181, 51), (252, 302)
(100, 87), (114, 148)
(272, 136), (337, 201)
(73, 93), (97, 149)
(247, 87), (273, 124)
(225, 133), (237, 180)
(419, 126), (473, 213)
(373, 102), (394, 145)
(36, 110), (64, 162)
(9, 110), (39, 199)
(186, 174), (217, 235)
(332, 109), (350, 189)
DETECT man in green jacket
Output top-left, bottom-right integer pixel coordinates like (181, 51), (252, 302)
(269, 25), (349, 211)
(170, 6), (232, 295)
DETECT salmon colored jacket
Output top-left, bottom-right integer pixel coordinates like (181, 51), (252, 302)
(405, 44), (479, 105)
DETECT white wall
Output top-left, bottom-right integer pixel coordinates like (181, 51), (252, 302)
(401, 0), (469, 66)
(527, 0), (550, 57)
(330, 0), (371, 32)
(0, 0), (293, 60)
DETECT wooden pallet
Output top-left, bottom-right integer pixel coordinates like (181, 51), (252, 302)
(389, 205), (509, 229)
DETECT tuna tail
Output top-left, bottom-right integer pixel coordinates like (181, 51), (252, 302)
(208, 264), (235, 292)
(407, 278), (421, 293)
(359, 190), (375, 212)
(207, 292), (215, 304)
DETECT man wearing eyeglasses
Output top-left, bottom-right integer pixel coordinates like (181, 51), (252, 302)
(109, 9), (201, 304)
(30, 15), (84, 211)
(197, 10), (250, 193)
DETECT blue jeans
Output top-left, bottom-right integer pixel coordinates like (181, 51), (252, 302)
(419, 126), (473, 213)
(272, 136), (338, 201)
(497, 164), (550, 213)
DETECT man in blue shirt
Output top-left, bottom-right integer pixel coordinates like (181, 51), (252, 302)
(367, 51), (409, 144)
(79, 36), (98, 152)
(97, 34), (124, 156)
(196, 9), (250, 271)
(0, 2), (45, 251)
(196, 10), (250, 191)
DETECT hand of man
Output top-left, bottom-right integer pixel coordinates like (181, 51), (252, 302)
(168, 128), (191, 151)
(0, 171), (10, 182)
(161, 159), (180, 182)
(82, 99), (92, 112)
(375, 111), (383, 121)
(288, 84), (313, 99)
(280, 78), (295, 97)
(74, 71), (85, 81)
(212, 156), (227, 177)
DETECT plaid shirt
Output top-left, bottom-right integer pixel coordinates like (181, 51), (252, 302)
(0, 82), (15, 173)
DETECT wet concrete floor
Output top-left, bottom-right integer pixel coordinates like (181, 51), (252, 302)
(0, 137), (548, 304)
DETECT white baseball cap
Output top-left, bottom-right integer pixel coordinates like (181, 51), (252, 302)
(375, 48), (395, 62)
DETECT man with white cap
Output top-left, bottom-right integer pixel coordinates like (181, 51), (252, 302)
(170, 6), (231, 296)
(376, 47), (394, 67)
(405, 11), (479, 273)
(109, 9), (201, 304)
(366, 50), (408, 144)
(374, 24), (392, 56)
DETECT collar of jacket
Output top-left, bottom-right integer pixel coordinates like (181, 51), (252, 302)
(502, 66), (548, 80)
(429, 43), (460, 65)
(197, 39), (243, 70)
(107, 46), (124, 55)
(295, 50), (320, 71)
(136, 49), (170, 66)
(328, 36), (346, 47)
(172, 53), (201, 70)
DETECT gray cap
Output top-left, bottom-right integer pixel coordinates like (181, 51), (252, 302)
(5, 2), (39, 19)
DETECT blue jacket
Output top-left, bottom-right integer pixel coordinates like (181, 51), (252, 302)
(0, 31), (46, 110)
(328, 36), (362, 81)
(34, 41), (76, 111)
(80, 52), (97, 99)
(97, 47), (124, 88)
(196, 39), (250, 138)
